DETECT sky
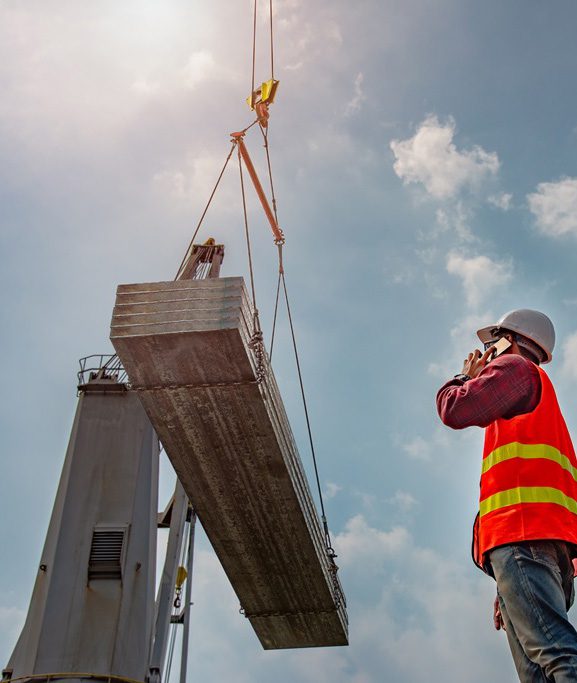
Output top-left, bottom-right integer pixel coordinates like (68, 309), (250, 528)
(1, 0), (577, 680)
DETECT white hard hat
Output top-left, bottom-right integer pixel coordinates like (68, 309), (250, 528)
(477, 309), (555, 364)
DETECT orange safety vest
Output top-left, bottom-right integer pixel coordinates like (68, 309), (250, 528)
(477, 364), (577, 561)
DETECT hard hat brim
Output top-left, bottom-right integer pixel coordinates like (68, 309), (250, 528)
(476, 324), (553, 364)
(476, 325), (498, 345)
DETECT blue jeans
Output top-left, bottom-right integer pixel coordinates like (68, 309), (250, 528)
(490, 541), (577, 682)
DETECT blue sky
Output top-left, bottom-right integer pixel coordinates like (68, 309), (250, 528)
(2, 1), (577, 680)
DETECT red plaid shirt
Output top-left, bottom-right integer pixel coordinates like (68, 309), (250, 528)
(436, 354), (541, 428)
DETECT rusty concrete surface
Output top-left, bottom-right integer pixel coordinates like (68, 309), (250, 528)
(111, 277), (348, 649)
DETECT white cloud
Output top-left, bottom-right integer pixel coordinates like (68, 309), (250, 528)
(302, 125), (375, 185)
(428, 312), (495, 380)
(415, 247), (438, 264)
(561, 331), (577, 382)
(434, 201), (475, 242)
(344, 72), (366, 116)
(182, 51), (213, 87)
(181, 50), (234, 89)
(131, 79), (160, 96)
(278, 8), (342, 71)
(324, 481), (342, 499)
(337, 515), (411, 565)
(383, 255), (417, 285)
(449, 311), (495, 346)
(488, 192), (513, 210)
(332, 516), (513, 682)
(423, 272), (448, 300)
(427, 360), (453, 379)
(183, 518), (512, 683)
(326, 21), (343, 45)
(353, 490), (379, 510)
(527, 177), (577, 237)
(153, 516), (515, 683)
(402, 436), (431, 461)
(284, 60), (304, 71)
(152, 150), (241, 213)
(152, 170), (188, 199)
(446, 252), (512, 310)
(390, 115), (499, 200)
(387, 490), (418, 512)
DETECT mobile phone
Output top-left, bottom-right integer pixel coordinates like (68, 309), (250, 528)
(491, 337), (512, 359)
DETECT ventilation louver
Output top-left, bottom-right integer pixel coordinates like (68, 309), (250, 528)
(88, 527), (126, 580)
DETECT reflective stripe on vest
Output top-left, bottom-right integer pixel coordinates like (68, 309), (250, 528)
(481, 442), (577, 482)
(478, 364), (577, 558)
(480, 486), (577, 518)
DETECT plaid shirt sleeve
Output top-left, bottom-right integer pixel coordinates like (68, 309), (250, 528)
(436, 354), (541, 429)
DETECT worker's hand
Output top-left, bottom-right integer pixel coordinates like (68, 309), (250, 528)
(461, 347), (494, 379)
(493, 595), (506, 631)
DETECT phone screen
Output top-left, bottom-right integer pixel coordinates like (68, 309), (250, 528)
(491, 337), (512, 358)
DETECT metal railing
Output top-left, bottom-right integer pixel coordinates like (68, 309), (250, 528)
(77, 354), (129, 388)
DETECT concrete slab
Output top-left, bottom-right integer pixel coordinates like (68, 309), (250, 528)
(110, 277), (347, 649)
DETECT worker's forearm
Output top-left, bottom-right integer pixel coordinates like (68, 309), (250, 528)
(436, 355), (541, 429)
(436, 379), (497, 429)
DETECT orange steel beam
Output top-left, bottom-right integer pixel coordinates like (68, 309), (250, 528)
(231, 131), (285, 245)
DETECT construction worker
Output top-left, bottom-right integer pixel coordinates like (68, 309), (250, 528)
(436, 309), (577, 682)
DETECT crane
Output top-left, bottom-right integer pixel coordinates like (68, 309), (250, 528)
(3, 3), (347, 681)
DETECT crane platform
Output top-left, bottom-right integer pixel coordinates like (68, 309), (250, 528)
(110, 276), (348, 650)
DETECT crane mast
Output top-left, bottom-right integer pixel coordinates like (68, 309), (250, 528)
(3, 243), (224, 683)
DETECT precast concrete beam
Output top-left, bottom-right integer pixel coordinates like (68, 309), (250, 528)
(110, 277), (348, 649)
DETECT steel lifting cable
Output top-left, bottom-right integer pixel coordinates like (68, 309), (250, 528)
(259, 125), (279, 223)
(174, 117), (265, 279)
(173, 0), (338, 580)
(280, 271), (335, 556)
(162, 587), (178, 681)
(164, 625), (178, 683)
(260, 120), (283, 359)
(163, 513), (190, 683)
(176, 0), (274, 281)
(269, 270), (282, 358)
(269, 0), (275, 80)
(163, 599), (178, 683)
(174, 142), (236, 280)
(247, 7), (336, 558)
(250, 0), (275, 101)
(251, 0), (257, 105)
(237, 152), (338, 568)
